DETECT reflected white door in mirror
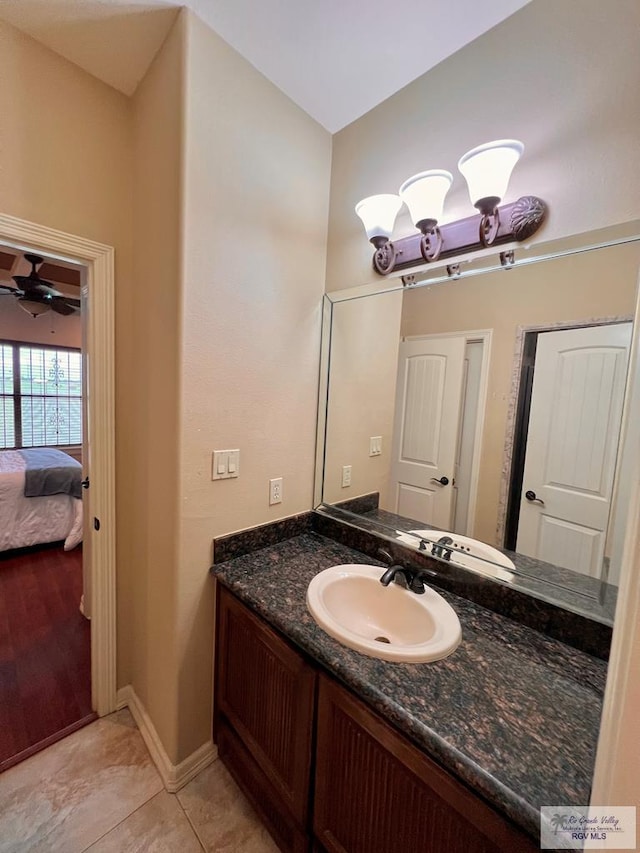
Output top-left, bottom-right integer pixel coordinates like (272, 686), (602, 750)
(391, 332), (490, 534)
(516, 322), (632, 578)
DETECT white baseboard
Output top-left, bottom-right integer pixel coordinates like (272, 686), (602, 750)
(116, 685), (217, 792)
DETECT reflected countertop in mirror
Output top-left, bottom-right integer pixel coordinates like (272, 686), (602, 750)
(315, 224), (640, 625)
(316, 501), (618, 626)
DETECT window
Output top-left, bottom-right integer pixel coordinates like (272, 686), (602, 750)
(0, 342), (82, 449)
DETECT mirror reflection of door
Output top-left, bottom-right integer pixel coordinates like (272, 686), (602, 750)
(515, 322), (632, 577)
(390, 335), (487, 532)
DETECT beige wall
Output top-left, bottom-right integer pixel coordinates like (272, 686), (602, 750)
(173, 11), (331, 762)
(0, 9), (331, 770)
(401, 239), (640, 544)
(0, 20), (136, 688)
(325, 0), (640, 292)
(128, 14), (186, 763)
(324, 290), (402, 504)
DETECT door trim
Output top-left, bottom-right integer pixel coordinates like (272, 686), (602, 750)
(0, 212), (116, 717)
(592, 269), (640, 804)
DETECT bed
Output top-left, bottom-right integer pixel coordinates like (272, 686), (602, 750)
(0, 449), (83, 552)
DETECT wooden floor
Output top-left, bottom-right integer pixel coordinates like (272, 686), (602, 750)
(0, 542), (95, 771)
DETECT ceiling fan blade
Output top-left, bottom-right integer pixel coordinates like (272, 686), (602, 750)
(63, 297), (81, 308)
(12, 255), (61, 296)
(13, 277), (61, 297)
(0, 285), (18, 295)
(51, 298), (76, 316)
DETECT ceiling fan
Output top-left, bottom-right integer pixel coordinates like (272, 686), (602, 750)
(0, 253), (81, 317)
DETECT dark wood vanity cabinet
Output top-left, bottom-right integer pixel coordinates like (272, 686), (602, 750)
(215, 585), (316, 852)
(214, 586), (538, 853)
(314, 674), (537, 853)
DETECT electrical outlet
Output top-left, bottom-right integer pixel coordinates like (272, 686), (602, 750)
(341, 465), (352, 488)
(369, 436), (382, 456)
(269, 477), (283, 505)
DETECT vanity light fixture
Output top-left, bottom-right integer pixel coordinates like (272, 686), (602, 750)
(355, 194), (404, 273)
(399, 170), (453, 263)
(356, 139), (547, 275)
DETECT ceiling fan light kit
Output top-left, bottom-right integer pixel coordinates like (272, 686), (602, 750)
(0, 253), (81, 317)
(355, 139), (548, 275)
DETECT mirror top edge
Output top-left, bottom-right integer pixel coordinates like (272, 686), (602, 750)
(325, 220), (640, 304)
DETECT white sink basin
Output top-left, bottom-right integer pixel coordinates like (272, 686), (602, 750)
(306, 564), (461, 663)
(398, 530), (515, 582)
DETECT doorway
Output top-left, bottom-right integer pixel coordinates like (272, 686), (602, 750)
(0, 253), (92, 768)
(0, 212), (116, 768)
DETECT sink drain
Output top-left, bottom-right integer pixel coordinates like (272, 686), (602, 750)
(374, 636), (391, 644)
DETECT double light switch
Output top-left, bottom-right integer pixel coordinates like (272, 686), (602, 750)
(212, 449), (240, 480)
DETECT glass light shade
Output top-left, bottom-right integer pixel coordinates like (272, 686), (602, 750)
(355, 194), (402, 244)
(398, 170), (453, 230)
(458, 140), (524, 210)
(18, 299), (50, 317)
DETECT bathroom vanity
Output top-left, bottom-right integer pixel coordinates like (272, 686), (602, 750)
(212, 530), (606, 853)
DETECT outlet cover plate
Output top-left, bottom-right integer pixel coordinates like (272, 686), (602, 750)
(269, 477), (283, 505)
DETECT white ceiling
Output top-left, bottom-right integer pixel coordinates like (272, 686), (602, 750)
(0, 0), (531, 132)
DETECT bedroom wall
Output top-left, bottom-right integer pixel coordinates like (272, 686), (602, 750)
(174, 10), (332, 763)
(0, 297), (81, 347)
(325, 0), (640, 292)
(0, 19), (136, 687)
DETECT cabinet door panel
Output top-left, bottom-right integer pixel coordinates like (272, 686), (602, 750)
(217, 720), (310, 853)
(215, 585), (316, 824)
(314, 674), (537, 853)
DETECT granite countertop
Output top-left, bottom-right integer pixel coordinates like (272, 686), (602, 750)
(212, 531), (607, 841)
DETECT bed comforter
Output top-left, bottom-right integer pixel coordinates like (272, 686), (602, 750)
(0, 450), (83, 551)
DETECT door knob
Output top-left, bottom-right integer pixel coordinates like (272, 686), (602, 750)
(430, 476), (450, 486)
(525, 489), (544, 505)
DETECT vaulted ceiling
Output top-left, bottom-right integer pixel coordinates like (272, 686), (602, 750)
(0, 0), (530, 132)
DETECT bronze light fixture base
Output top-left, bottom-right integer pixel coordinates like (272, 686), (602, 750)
(370, 195), (547, 276)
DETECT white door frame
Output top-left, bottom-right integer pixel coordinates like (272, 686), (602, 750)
(0, 212), (116, 717)
(592, 269), (640, 804)
(404, 329), (492, 537)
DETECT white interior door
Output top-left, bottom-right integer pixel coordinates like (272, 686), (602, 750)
(517, 323), (632, 576)
(390, 336), (466, 528)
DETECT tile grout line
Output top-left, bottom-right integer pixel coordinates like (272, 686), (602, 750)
(175, 777), (211, 852)
(77, 787), (165, 852)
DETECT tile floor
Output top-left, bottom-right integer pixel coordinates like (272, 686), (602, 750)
(0, 709), (279, 853)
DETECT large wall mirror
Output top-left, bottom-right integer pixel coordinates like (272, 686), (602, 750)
(315, 225), (640, 624)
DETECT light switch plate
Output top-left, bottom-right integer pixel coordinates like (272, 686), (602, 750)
(342, 465), (352, 488)
(369, 436), (382, 456)
(212, 449), (240, 480)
